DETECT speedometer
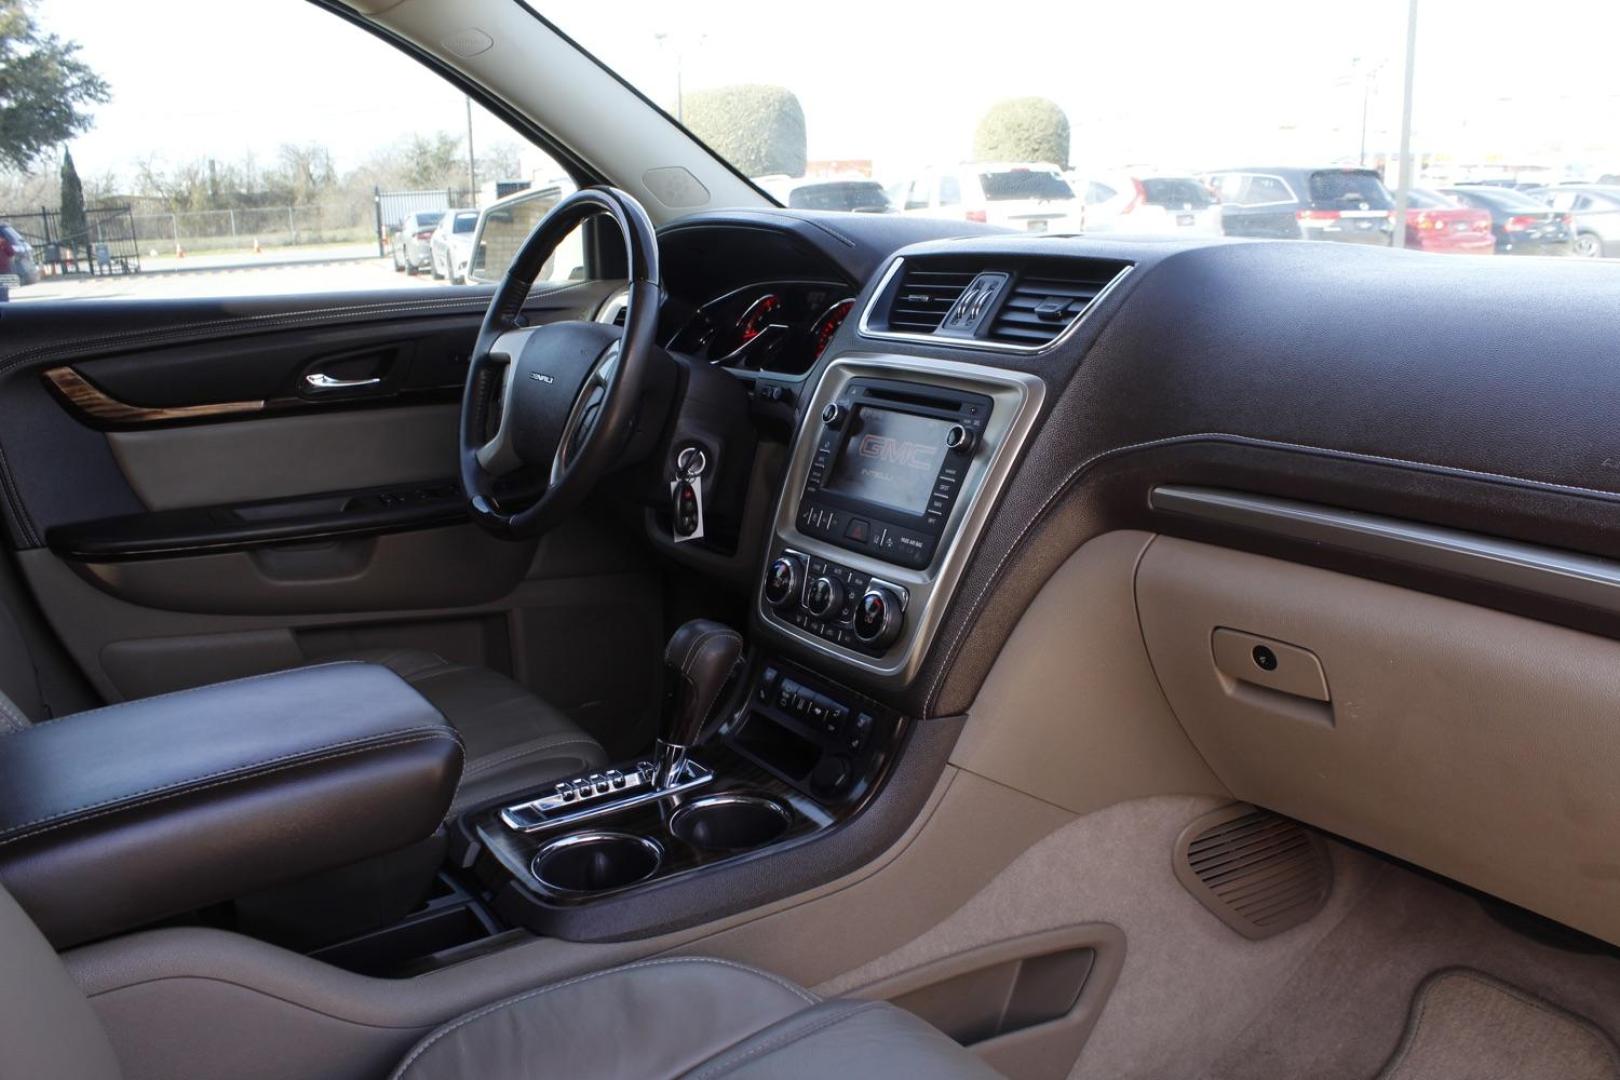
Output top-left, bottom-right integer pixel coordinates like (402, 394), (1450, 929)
(735, 293), (783, 346)
(808, 298), (857, 361)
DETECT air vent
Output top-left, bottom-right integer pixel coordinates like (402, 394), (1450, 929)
(1173, 804), (1333, 940)
(885, 265), (977, 333)
(985, 261), (1126, 346)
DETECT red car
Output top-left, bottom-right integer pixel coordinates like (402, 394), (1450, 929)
(1404, 189), (1495, 254)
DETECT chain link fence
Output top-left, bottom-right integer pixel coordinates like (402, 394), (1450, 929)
(128, 201), (375, 254)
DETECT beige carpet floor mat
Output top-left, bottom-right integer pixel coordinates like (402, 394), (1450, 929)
(1377, 969), (1620, 1080)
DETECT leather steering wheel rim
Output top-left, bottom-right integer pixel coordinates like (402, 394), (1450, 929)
(458, 186), (660, 539)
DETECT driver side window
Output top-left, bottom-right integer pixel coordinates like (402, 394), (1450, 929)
(8, 0), (584, 302)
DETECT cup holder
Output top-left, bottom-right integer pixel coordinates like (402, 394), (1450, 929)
(531, 832), (663, 896)
(670, 794), (792, 853)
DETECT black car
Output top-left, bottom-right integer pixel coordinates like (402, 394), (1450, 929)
(1204, 166), (1396, 245)
(0, 222), (42, 288)
(1439, 186), (1573, 256)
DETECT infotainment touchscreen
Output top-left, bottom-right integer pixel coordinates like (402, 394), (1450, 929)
(823, 406), (953, 516)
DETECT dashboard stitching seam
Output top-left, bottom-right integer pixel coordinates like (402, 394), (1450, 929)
(925, 430), (1620, 712)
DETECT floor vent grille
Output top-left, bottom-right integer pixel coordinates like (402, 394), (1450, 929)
(1174, 804), (1333, 940)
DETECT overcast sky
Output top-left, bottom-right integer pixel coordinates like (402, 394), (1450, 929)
(33, 0), (1620, 185)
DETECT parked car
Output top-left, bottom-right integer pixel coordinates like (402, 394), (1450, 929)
(1204, 167), (1395, 245)
(891, 163), (1083, 233)
(0, 222), (42, 287)
(390, 210), (444, 273)
(1077, 175), (1223, 237)
(1527, 184), (1620, 258)
(1402, 189), (1495, 255)
(430, 209), (480, 283)
(760, 177), (892, 213)
(1439, 186), (1573, 256)
(1452, 178), (1549, 193)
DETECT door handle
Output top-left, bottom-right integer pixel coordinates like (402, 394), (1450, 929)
(304, 372), (383, 391)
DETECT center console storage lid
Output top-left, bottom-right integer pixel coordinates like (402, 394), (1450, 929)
(0, 662), (462, 947)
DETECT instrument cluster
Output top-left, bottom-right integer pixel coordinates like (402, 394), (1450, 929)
(668, 281), (857, 376)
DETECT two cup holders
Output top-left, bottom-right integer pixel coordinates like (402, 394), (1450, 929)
(531, 793), (792, 897)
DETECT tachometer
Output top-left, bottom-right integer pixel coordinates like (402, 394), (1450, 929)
(735, 292), (783, 346)
(808, 298), (857, 361)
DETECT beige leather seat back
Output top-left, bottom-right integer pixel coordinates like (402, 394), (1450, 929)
(0, 884), (122, 1080)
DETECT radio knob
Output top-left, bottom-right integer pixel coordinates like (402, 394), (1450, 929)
(764, 555), (803, 609)
(853, 585), (904, 650)
(945, 423), (975, 454)
(820, 402), (846, 426)
(805, 575), (844, 619)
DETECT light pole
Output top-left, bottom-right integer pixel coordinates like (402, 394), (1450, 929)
(1391, 0), (1420, 250)
(465, 96), (477, 207)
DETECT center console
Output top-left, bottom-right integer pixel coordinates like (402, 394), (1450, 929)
(758, 354), (1046, 686)
(448, 354), (1044, 939)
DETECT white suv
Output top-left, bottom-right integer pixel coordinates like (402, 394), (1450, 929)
(889, 163), (1083, 233)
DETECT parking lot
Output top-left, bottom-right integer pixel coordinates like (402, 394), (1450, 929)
(5, 245), (451, 302)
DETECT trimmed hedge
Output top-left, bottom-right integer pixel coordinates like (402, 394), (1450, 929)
(973, 98), (1071, 167)
(683, 84), (808, 178)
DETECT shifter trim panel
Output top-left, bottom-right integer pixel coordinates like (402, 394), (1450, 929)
(757, 353), (1046, 687)
(499, 759), (714, 833)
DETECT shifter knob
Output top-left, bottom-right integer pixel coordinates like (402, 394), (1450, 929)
(654, 620), (743, 787)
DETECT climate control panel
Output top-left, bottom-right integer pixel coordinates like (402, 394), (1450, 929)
(764, 548), (908, 655)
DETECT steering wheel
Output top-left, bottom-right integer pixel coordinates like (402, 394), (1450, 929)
(459, 187), (661, 539)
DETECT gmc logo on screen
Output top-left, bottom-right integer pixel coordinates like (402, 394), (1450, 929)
(857, 435), (937, 472)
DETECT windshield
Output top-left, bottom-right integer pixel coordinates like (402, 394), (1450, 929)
(453, 212), (479, 233)
(543, 0), (1616, 255)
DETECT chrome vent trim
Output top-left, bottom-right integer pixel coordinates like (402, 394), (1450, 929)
(985, 268), (1123, 346)
(858, 256), (1133, 355)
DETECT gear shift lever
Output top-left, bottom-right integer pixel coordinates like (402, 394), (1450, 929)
(654, 620), (744, 788)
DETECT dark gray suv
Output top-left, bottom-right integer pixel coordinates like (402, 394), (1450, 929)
(1204, 167), (1396, 245)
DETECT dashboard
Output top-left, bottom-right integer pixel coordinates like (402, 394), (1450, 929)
(647, 207), (1620, 952)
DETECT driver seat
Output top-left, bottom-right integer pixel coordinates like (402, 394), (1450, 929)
(0, 591), (606, 816)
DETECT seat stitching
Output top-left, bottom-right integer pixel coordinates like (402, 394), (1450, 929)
(684, 1002), (883, 1080)
(388, 957), (818, 1079)
(459, 736), (603, 777)
(0, 729), (462, 845)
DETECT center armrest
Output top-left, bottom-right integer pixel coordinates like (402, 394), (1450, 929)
(0, 662), (462, 947)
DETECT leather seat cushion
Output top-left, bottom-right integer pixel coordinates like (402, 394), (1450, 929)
(329, 649), (607, 814)
(389, 956), (1000, 1079)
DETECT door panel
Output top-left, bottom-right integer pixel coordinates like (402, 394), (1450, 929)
(106, 404), (458, 511)
(1136, 534), (1620, 947)
(0, 284), (662, 756)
